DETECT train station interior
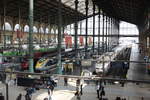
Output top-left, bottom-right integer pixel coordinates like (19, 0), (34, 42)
(0, 0), (150, 100)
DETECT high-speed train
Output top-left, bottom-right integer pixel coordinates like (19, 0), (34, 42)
(95, 45), (129, 74)
(35, 57), (57, 71)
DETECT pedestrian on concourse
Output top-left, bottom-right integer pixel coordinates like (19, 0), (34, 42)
(96, 84), (100, 98)
(16, 93), (22, 100)
(48, 87), (52, 100)
(48, 84), (54, 95)
(64, 77), (68, 86)
(80, 84), (83, 95)
(116, 97), (121, 100)
(100, 86), (105, 100)
(25, 93), (31, 100)
(0, 93), (4, 100)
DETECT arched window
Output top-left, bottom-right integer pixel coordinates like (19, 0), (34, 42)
(51, 29), (54, 34)
(45, 28), (49, 34)
(14, 24), (21, 31)
(3, 22), (12, 31)
(120, 21), (139, 35)
(24, 25), (29, 32)
(33, 26), (38, 33)
(39, 27), (44, 33)
(56, 29), (58, 34)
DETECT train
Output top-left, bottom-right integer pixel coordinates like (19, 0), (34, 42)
(20, 47), (65, 70)
(35, 57), (57, 71)
(95, 45), (131, 75)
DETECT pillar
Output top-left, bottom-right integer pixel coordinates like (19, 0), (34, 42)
(85, 0), (89, 58)
(3, 1), (6, 49)
(108, 17), (110, 51)
(117, 20), (120, 44)
(74, 0), (79, 59)
(92, 3), (95, 53)
(105, 16), (108, 52)
(28, 0), (34, 72)
(80, 21), (82, 35)
(109, 18), (112, 50)
(148, 7), (150, 56)
(98, 7), (101, 55)
(57, 0), (62, 74)
(111, 18), (113, 47)
(18, 7), (21, 53)
(102, 12), (105, 53)
(39, 18), (42, 46)
(48, 17), (50, 45)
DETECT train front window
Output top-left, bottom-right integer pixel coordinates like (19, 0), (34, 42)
(39, 58), (46, 63)
(45, 60), (53, 66)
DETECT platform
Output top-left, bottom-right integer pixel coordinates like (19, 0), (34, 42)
(0, 44), (150, 100)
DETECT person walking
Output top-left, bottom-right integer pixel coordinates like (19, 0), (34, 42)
(48, 87), (52, 100)
(25, 93), (31, 100)
(0, 93), (4, 100)
(80, 84), (83, 95)
(100, 86), (105, 100)
(48, 84), (54, 95)
(25, 86), (35, 100)
(96, 84), (100, 98)
(116, 97), (121, 100)
(64, 77), (68, 86)
(16, 93), (22, 100)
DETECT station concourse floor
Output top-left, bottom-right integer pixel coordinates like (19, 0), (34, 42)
(1, 43), (150, 100)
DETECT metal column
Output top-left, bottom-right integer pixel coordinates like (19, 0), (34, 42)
(98, 7), (101, 55)
(54, 19), (57, 43)
(57, 0), (62, 74)
(85, 0), (89, 58)
(92, 3), (95, 53)
(48, 16), (50, 46)
(18, 7), (21, 53)
(80, 21), (82, 35)
(148, 7), (150, 55)
(74, 0), (79, 59)
(3, 1), (6, 49)
(108, 17), (110, 51)
(109, 17), (111, 50)
(105, 16), (108, 52)
(102, 12), (105, 76)
(117, 20), (120, 45)
(102, 12), (105, 53)
(29, 0), (34, 72)
(112, 19), (115, 46)
(39, 18), (42, 46)
(110, 18), (113, 48)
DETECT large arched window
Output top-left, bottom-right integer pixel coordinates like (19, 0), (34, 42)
(45, 28), (49, 34)
(33, 26), (38, 33)
(3, 22), (12, 31)
(39, 27), (44, 33)
(24, 25), (29, 32)
(120, 21), (139, 35)
(14, 24), (21, 31)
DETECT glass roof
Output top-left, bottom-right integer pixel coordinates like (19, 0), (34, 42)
(62, 0), (98, 15)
